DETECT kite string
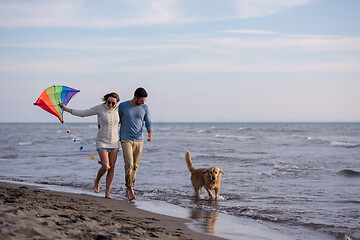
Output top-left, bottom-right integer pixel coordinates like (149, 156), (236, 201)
(62, 122), (71, 134)
(61, 123), (110, 169)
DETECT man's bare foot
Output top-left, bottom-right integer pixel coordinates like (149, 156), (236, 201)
(126, 187), (136, 200)
(93, 179), (100, 193)
(129, 187), (136, 200)
(125, 187), (130, 199)
(105, 193), (113, 199)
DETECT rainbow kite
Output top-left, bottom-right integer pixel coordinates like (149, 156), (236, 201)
(34, 86), (109, 169)
(34, 85), (79, 123)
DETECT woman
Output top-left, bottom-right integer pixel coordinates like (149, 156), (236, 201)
(59, 92), (120, 199)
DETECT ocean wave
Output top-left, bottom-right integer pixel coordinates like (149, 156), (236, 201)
(300, 222), (358, 240)
(196, 154), (239, 162)
(214, 134), (255, 140)
(331, 141), (360, 148)
(2, 147), (16, 151)
(224, 205), (359, 240)
(258, 158), (299, 170)
(33, 140), (51, 145)
(293, 135), (360, 149)
(292, 135), (328, 144)
(338, 169), (360, 178)
(198, 129), (212, 133)
(0, 154), (18, 159)
(220, 205), (291, 223)
(238, 127), (252, 131)
(18, 141), (33, 145)
(258, 159), (301, 177)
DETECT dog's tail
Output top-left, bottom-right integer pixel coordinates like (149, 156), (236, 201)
(185, 150), (195, 173)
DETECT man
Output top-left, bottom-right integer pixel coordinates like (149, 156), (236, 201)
(118, 87), (152, 200)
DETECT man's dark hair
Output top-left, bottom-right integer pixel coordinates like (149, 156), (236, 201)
(134, 87), (148, 98)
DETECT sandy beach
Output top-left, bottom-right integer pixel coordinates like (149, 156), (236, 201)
(0, 181), (224, 240)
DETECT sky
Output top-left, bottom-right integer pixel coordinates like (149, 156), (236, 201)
(0, 0), (359, 122)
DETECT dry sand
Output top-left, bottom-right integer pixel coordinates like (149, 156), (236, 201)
(0, 181), (224, 240)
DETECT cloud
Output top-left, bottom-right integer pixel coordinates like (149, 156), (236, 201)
(0, 0), (82, 28)
(0, 0), (187, 28)
(2, 30), (359, 52)
(1, 29), (360, 74)
(2, 55), (358, 74)
(138, 0), (184, 24)
(111, 57), (360, 73)
(0, 37), (201, 52)
(235, 0), (312, 19)
(222, 29), (279, 35)
(210, 36), (360, 52)
(0, 0), (313, 28)
(215, 30), (360, 51)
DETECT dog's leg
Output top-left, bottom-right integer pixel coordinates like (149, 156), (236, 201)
(214, 187), (220, 200)
(194, 186), (201, 199)
(205, 188), (215, 200)
(196, 189), (201, 199)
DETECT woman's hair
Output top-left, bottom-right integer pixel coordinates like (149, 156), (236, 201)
(102, 92), (120, 103)
(134, 87), (148, 98)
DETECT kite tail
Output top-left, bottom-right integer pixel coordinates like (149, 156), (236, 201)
(62, 122), (110, 170)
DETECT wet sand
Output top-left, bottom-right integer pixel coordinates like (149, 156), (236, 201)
(0, 181), (224, 240)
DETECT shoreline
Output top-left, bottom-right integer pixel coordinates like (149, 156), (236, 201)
(0, 181), (224, 240)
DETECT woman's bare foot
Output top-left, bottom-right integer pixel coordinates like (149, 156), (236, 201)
(93, 179), (100, 193)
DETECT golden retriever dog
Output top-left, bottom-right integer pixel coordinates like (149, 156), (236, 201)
(185, 150), (224, 200)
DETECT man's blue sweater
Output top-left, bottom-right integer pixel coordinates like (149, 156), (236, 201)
(118, 101), (152, 141)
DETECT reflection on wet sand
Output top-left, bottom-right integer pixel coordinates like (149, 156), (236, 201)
(188, 200), (219, 234)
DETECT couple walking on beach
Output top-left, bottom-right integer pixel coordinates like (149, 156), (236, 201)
(59, 87), (152, 200)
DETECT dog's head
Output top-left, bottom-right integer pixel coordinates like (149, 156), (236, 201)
(203, 167), (224, 184)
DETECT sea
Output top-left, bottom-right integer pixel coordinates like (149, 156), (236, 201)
(0, 122), (359, 240)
